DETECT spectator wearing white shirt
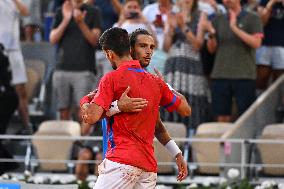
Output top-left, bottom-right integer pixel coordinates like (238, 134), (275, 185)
(0, 0), (32, 134)
(142, 0), (174, 49)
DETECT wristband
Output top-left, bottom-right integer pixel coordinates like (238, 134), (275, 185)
(165, 140), (182, 158)
(107, 100), (121, 116)
(80, 96), (91, 108)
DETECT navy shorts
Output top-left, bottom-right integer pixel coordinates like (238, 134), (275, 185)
(211, 79), (256, 117)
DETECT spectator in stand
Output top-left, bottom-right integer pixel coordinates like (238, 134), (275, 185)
(114, 0), (157, 41)
(0, 0), (33, 135)
(49, 0), (101, 121)
(162, 0), (213, 132)
(256, 0), (284, 94)
(207, 0), (263, 122)
(198, 0), (226, 16)
(21, 0), (42, 42)
(143, 0), (174, 49)
(198, 0), (226, 80)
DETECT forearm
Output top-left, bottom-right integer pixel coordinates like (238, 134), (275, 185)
(231, 25), (261, 48)
(155, 120), (171, 145)
(13, 0), (29, 16)
(206, 33), (217, 53)
(78, 22), (100, 47)
(82, 103), (105, 125)
(155, 119), (182, 157)
(49, 19), (70, 44)
(185, 30), (203, 51)
(259, 3), (273, 25)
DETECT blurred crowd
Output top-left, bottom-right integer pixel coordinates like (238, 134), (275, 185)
(1, 0), (284, 181)
(7, 0), (284, 128)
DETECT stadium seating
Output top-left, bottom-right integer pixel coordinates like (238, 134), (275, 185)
(192, 122), (234, 174)
(32, 120), (80, 171)
(257, 123), (284, 175)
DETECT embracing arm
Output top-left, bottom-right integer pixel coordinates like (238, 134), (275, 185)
(81, 102), (105, 125)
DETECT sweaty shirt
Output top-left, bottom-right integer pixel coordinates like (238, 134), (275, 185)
(92, 60), (181, 172)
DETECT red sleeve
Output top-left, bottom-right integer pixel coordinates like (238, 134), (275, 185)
(159, 80), (181, 112)
(90, 74), (114, 111)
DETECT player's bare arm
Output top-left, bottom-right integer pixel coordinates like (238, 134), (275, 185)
(154, 115), (188, 181)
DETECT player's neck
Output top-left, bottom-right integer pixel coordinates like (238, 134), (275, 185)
(115, 55), (133, 68)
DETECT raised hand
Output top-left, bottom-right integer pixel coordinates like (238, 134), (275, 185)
(154, 68), (164, 81)
(62, 0), (73, 21)
(198, 12), (215, 35)
(117, 86), (148, 112)
(73, 9), (87, 24)
(229, 9), (237, 28)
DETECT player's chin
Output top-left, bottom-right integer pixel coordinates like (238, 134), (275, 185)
(141, 59), (150, 67)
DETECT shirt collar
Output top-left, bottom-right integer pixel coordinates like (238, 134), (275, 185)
(117, 60), (141, 70)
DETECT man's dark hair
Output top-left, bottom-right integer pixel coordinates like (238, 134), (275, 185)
(99, 27), (130, 57)
(125, 0), (142, 6)
(129, 28), (152, 49)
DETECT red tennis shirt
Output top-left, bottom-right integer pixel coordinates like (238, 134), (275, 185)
(91, 60), (181, 172)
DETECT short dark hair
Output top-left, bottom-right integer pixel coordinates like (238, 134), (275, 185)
(129, 28), (152, 49)
(99, 27), (130, 57)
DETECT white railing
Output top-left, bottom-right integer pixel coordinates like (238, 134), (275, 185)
(1, 135), (284, 180)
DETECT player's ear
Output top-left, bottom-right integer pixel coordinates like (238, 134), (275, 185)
(104, 50), (113, 60)
(108, 50), (114, 60)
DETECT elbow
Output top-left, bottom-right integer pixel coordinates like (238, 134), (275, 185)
(250, 37), (262, 49)
(180, 106), (191, 117)
(49, 34), (57, 45)
(50, 38), (57, 45)
(22, 10), (29, 17)
(193, 42), (202, 52)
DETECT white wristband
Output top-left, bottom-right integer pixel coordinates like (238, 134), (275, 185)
(106, 100), (121, 117)
(165, 140), (182, 158)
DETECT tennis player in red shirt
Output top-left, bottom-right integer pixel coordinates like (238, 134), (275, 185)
(81, 27), (191, 189)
